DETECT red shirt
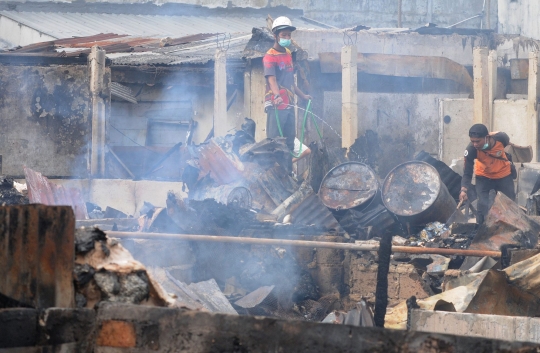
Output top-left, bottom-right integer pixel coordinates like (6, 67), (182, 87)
(263, 47), (295, 110)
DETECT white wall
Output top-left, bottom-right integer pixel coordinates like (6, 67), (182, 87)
(439, 98), (474, 165)
(492, 99), (529, 146)
(499, 0), (540, 40)
(412, 310), (540, 343)
(294, 30), (485, 67)
(48, 178), (188, 217)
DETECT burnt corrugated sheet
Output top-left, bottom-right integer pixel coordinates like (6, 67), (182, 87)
(111, 82), (138, 104)
(290, 192), (340, 230)
(109, 33), (250, 66)
(414, 150), (462, 200)
(0, 205), (75, 308)
(24, 167), (88, 220)
(195, 140), (245, 186)
(338, 204), (395, 239)
(258, 165), (296, 207)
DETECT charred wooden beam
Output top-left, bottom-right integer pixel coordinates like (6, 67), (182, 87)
(0, 205), (75, 308)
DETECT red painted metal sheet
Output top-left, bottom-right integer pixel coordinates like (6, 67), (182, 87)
(24, 167), (88, 220)
(196, 140), (244, 186)
(53, 33), (128, 46)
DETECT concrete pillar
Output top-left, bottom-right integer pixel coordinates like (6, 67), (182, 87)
(214, 49), (227, 137)
(249, 64), (268, 141)
(473, 47), (489, 127)
(527, 51), (539, 161)
(488, 50), (497, 129)
(89, 46), (107, 177)
(341, 45), (358, 149)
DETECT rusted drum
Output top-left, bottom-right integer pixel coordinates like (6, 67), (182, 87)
(319, 162), (379, 211)
(382, 161), (456, 224)
(189, 184), (252, 209)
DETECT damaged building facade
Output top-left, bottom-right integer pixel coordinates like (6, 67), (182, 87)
(2, 1), (540, 352)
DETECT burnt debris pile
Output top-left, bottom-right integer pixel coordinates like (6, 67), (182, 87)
(7, 126), (540, 332)
(0, 176), (28, 205)
(74, 227), (174, 308)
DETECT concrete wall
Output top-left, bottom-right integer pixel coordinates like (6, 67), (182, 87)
(110, 83), (246, 147)
(48, 178), (188, 217)
(499, 0), (540, 40)
(439, 98), (474, 164)
(110, 101), (193, 147)
(3, 304), (537, 352)
(411, 309), (540, 343)
(294, 30), (487, 67)
(93, 304), (537, 352)
(325, 92), (468, 177)
(0, 64), (96, 177)
(302, 0), (497, 30)
(492, 99), (529, 145)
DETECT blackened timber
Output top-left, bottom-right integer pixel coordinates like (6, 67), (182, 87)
(374, 233), (391, 327)
(0, 205), (75, 308)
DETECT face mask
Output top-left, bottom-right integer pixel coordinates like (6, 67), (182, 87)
(279, 38), (291, 48)
(481, 137), (489, 150)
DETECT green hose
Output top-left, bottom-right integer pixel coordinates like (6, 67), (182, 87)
(274, 99), (323, 158)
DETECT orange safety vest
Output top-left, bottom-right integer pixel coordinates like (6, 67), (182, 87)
(474, 140), (511, 179)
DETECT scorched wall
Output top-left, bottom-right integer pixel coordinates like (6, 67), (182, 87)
(0, 64), (100, 177)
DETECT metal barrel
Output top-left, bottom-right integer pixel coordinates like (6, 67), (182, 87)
(189, 183), (252, 209)
(381, 161), (457, 225)
(319, 162), (379, 211)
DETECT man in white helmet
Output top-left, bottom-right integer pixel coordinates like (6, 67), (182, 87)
(264, 16), (311, 172)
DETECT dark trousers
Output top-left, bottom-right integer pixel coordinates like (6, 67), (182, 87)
(266, 108), (295, 172)
(475, 174), (515, 224)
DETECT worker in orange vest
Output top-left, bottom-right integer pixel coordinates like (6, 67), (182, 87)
(459, 123), (516, 224)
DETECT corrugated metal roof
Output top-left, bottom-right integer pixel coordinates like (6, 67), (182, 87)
(110, 82), (138, 103)
(109, 33), (250, 66)
(0, 11), (326, 39)
(24, 166), (88, 220)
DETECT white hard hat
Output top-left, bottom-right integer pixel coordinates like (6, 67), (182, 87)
(272, 16), (296, 33)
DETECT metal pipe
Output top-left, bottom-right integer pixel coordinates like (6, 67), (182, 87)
(106, 231), (502, 258)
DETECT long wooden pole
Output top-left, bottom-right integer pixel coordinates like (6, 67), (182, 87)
(106, 231), (501, 258)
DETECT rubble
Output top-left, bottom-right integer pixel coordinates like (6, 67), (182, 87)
(24, 167), (88, 219)
(74, 227), (175, 308)
(6, 116), (540, 350)
(469, 192), (540, 251)
(0, 176), (28, 205)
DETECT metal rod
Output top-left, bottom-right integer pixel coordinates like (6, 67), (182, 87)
(446, 14), (482, 29)
(106, 231), (502, 258)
